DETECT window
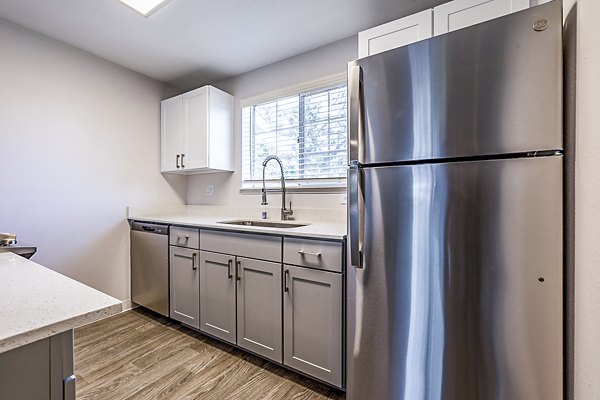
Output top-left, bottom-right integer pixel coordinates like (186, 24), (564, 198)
(241, 78), (347, 190)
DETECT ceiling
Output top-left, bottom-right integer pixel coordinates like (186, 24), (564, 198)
(0, 0), (448, 89)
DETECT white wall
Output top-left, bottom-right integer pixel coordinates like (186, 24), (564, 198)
(186, 37), (356, 210)
(567, 0), (600, 398)
(0, 18), (186, 301)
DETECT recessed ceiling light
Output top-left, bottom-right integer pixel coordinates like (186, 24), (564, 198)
(117, 0), (171, 17)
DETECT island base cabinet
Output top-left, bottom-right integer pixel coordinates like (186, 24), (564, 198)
(236, 257), (282, 363)
(283, 265), (343, 387)
(170, 247), (200, 329)
(0, 330), (74, 400)
(199, 251), (236, 344)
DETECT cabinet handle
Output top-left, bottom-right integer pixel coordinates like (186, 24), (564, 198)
(192, 252), (197, 270)
(349, 164), (364, 269)
(284, 269), (289, 293)
(176, 154), (180, 169)
(236, 260), (241, 281)
(63, 374), (76, 400)
(298, 250), (322, 257)
(349, 64), (364, 164)
(181, 153), (185, 168)
(227, 259), (233, 279)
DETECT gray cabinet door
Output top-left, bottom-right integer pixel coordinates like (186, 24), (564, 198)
(283, 265), (343, 387)
(169, 246), (200, 329)
(199, 251), (236, 344)
(0, 331), (74, 400)
(236, 257), (282, 363)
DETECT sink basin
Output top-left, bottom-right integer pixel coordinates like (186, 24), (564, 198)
(218, 220), (309, 229)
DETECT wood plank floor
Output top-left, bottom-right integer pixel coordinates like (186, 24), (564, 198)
(74, 308), (346, 400)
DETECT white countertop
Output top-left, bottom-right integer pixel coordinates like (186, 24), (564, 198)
(128, 205), (346, 240)
(0, 253), (122, 354)
(130, 214), (346, 240)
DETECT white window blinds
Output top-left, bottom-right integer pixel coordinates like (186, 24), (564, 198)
(241, 82), (348, 189)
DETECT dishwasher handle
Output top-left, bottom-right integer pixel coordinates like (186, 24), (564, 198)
(131, 221), (169, 235)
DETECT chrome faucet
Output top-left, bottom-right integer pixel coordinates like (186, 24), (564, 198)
(261, 155), (293, 221)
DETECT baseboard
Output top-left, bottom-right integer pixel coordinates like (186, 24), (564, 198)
(121, 299), (139, 312)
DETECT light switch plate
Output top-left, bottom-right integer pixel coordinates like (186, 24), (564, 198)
(206, 184), (214, 196)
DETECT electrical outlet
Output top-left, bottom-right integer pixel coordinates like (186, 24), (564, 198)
(340, 193), (347, 205)
(206, 184), (214, 197)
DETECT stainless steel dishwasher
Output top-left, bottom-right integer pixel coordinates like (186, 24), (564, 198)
(131, 221), (169, 316)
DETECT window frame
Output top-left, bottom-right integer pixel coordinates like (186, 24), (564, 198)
(239, 73), (348, 194)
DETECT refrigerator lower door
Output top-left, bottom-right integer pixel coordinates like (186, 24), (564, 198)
(347, 156), (563, 400)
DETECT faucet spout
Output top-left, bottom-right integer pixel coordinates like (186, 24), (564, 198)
(261, 155), (293, 221)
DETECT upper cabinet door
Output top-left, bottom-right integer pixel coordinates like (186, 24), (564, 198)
(433, 0), (530, 36)
(182, 87), (209, 170)
(161, 96), (183, 173)
(358, 9), (433, 58)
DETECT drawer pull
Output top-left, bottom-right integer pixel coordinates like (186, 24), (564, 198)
(298, 250), (322, 257)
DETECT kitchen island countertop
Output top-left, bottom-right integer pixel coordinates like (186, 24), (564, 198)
(0, 253), (121, 354)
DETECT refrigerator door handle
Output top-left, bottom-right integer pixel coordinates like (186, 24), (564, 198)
(348, 165), (364, 269)
(348, 64), (364, 164)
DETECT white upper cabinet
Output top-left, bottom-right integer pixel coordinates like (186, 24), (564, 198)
(433, 0), (530, 36)
(358, 0), (541, 57)
(161, 85), (233, 174)
(161, 96), (183, 172)
(358, 9), (433, 58)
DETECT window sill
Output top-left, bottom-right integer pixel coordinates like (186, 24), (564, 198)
(240, 183), (346, 195)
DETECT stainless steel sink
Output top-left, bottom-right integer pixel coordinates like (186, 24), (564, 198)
(218, 220), (309, 228)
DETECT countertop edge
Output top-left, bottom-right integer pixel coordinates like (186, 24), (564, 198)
(128, 216), (347, 240)
(0, 302), (122, 354)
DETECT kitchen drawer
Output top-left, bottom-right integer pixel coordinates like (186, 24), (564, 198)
(169, 226), (200, 249)
(200, 230), (282, 262)
(283, 238), (343, 273)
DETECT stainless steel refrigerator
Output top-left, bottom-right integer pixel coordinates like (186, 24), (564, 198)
(346, 2), (563, 399)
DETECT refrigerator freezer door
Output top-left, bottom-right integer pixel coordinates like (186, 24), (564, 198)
(346, 156), (563, 400)
(348, 0), (562, 165)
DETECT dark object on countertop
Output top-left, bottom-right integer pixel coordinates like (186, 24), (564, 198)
(0, 232), (17, 246)
(0, 232), (37, 259)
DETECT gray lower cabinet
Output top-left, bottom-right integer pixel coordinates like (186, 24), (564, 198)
(0, 330), (74, 400)
(199, 251), (236, 344)
(170, 246), (200, 329)
(283, 264), (343, 387)
(199, 251), (283, 359)
(164, 228), (345, 387)
(236, 257), (283, 363)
